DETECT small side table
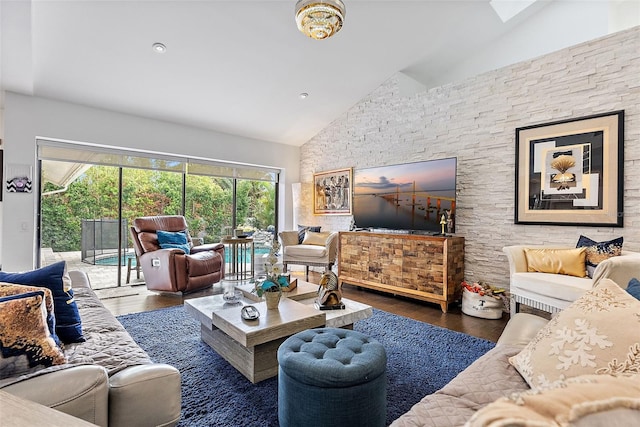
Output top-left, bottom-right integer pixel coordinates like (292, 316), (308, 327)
(221, 237), (254, 281)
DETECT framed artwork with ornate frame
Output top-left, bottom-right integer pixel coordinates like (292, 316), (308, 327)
(515, 110), (624, 227)
(313, 167), (353, 215)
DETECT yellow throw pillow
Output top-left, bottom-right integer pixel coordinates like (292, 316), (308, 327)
(301, 231), (331, 246)
(509, 279), (640, 389)
(467, 374), (640, 427)
(524, 247), (587, 278)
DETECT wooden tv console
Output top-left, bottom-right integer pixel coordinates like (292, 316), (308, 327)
(338, 231), (464, 313)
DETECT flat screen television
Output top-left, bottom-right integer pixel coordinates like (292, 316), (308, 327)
(352, 157), (457, 233)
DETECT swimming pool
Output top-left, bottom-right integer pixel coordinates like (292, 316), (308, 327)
(94, 252), (137, 266)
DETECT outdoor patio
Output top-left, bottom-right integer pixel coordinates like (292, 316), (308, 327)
(42, 248), (143, 291)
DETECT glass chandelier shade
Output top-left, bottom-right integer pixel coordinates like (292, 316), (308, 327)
(295, 0), (346, 40)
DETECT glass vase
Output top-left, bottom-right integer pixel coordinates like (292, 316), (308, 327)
(264, 289), (281, 309)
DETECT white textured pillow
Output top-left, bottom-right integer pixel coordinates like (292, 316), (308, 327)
(509, 278), (640, 388)
(301, 231), (331, 246)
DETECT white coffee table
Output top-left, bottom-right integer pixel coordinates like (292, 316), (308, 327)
(297, 297), (373, 328)
(184, 279), (372, 383)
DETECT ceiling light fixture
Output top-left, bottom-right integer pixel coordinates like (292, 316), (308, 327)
(299, 92), (309, 99)
(295, 0), (346, 40)
(152, 42), (167, 53)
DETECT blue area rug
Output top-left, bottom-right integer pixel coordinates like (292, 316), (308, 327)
(118, 306), (494, 426)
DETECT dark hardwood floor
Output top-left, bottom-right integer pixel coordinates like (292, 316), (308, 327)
(101, 270), (510, 342)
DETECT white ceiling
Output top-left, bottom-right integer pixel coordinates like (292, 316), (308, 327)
(1, 1), (636, 146)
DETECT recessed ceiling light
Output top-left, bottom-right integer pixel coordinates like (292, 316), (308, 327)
(299, 93), (309, 99)
(152, 42), (167, 53)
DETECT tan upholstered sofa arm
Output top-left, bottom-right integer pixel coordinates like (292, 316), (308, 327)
(496, 313), (549, 347)
(592, 251), (640, 289)
(2, 365), (110, 427)
(109, 364), (181, 427)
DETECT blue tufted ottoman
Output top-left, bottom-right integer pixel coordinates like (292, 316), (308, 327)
(277, 327), (387, 427)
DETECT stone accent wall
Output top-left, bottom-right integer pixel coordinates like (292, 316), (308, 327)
(299, 26), (640, 290)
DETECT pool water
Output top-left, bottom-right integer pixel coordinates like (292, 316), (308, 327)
(224, 247), (270, 264)
(94, 253), (137, 266)
(94, 247), (271, 266)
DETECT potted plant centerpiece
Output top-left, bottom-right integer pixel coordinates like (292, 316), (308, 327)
(255, 237), (288, 309)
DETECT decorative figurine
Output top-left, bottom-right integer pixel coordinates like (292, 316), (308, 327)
(316, 271), (344, 310)
(440, 214), (447, 235)
(445, 209), (454, 234)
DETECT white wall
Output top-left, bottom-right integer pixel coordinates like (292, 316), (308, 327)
(2, 92), (300, 271)
(0, 108), (4, 265)
(298, 26), (640, 292)
(438, 0), (609, 88)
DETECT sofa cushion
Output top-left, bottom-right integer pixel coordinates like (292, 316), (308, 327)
(185, 250), (222, 276)
(523, 247), (587, 278)
(297, 225), (321, 244)
(576, 235), (623, 278)
(0, 283), (60, 346)
(0, 262), (85, 344)
(468, 373), (640, 427)
(0, 291), (67, 379)
(157, 230), (191, 254)
(63, 285), (152, 374)
(284, 244), (328, 259)
(509, 279), (640, 389)
(510, 272), (592, 303)
(301, 231), (331, 246)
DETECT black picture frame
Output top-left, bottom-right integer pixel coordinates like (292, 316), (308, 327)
(515, 110), (624, 227)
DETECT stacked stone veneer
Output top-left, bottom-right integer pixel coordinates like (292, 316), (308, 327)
(299, 26), (640, 291)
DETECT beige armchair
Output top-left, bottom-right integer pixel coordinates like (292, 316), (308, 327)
(503, 245), (640, 315)
(279, 231), (338, 281)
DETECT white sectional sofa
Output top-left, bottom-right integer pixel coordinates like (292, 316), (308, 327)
(503, 245), (640, 315)
(0, 271), (181, 427)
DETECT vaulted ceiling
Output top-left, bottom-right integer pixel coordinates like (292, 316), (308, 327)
(1, 1), (636, 146)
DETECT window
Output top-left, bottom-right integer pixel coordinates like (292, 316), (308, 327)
(38, 140), (279, 288)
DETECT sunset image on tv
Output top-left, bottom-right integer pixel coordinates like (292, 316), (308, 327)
(353, 158), (457, 232)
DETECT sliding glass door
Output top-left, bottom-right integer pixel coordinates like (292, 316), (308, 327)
(185, 175), (233, 243)
(38, 141), (279, 289)
(120, 168), (185, 285)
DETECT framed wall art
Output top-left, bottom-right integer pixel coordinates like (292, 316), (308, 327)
(515, 110), (624, 227)
(313, 167), (352, 215)
(6, 163), (33, 194)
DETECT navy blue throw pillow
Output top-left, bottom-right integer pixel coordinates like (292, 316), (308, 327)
(157, 230), (191, 254)
(627, 278), (640, 301)
(0, 261), (85, 343)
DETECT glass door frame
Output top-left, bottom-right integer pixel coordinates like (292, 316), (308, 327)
(37, 160), (279, 288)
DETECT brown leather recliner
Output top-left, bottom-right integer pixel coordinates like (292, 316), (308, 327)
(130, 215), (225, 293)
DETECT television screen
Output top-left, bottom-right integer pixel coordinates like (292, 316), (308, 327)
(353, 158), (457, 233)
